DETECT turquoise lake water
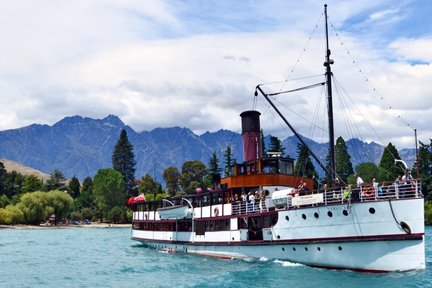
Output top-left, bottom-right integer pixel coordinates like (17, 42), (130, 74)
(1, 226), (431, 288)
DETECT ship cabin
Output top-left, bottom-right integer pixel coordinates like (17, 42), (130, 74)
(220, 154), (313, 191)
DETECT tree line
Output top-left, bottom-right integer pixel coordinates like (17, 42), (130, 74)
(1, 129), (431, 225)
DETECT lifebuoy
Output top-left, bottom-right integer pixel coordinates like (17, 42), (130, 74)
(364, 185), (375, 198)
(214, 207), (219, 216)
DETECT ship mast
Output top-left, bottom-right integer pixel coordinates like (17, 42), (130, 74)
(324, 4), (336, 184)
(254, 5), (336, 183)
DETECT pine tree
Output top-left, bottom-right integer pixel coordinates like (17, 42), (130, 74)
(0, 161), (5, 195)
(112, 129), (136, 194)
(207, 152), (221, 187)
(414, 139), (432, 199)
(294, 143), (318, 180)
(45, 169), (66, 191)
(335, 136), (354, 183)
(268, 136), (285, 156)
(379, 142), (405, 181)
(223, 145), (233, 176)
(68, 176), (80, 198)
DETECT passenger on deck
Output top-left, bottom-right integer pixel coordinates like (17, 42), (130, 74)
(332, 178), (342, 200)
(241, 192), (247, 202)
(406, 171), (414, 184)
(355, 175), (364, 188)
(297, 180), (308, 195)
(372, 178), (379, 193)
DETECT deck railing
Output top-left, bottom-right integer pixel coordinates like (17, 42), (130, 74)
(230, 179), (422, 215)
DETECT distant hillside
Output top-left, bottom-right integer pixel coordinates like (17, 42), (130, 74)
(0, 115), (416, 183)
(1, 158), (50, 181)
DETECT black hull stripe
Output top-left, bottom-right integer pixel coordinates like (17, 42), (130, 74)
(131, 232), (423, 246)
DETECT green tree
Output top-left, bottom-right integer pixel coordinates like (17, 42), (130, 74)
(139, 174), (161, 198)
(353, 162), (380, 184)
(93, 168), (125, 220)
(180, 160), (207, 195)
(1, 171), (25, 198)
(0, 194), (10, 208)
(0, 204), (24, 225)
(82, 176), (93, 193)
(414, 139), (432, 199)
(18, 190), (73, 225)
(46, 190), (74, 224)
(75, 177), (95, 210)
(22, 175), (43, 193)
(44, 169), (66, 191)
(379, 143), (405, 181)
(223, 145), (233, 176)
(268, 136), (285, 156)
(112, 129), (136, 195)
(294, 143), (318, 182)
(107, 206), (128, 223)
(0, 161), (6, 195)
(425, 201), (432, 225)
(163, 166), (180, 197)
(68, 176), (80, 198)
(19, 191), (47, 225)
(335, 136), (354, 183)
(206, 152), (221, 188)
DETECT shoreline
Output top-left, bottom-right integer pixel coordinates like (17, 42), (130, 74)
(0, 223), (131, 230)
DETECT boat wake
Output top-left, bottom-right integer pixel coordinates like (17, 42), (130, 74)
(274, 259), (304, 267)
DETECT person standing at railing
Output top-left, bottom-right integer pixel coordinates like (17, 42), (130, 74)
(356, 175), (364, 188)
(406, 171), (413, 184)
(332, 178), (342, 200)
(372, 178), (379, 197)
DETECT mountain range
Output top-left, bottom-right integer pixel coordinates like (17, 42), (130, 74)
(0, 115), (416, 184)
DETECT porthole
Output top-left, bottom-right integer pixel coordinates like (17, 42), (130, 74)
(293, 247), (296, 251)
(277, 235), (281, 239)
(305, 247), (308, 251)
(314, 212), (319, 218)
(338, 246), (342, 251)
(317, 247), (321, 251)
(285, 215), (289, 221)
(369, 207), (376, 214)
(232, 237), (234, 241)
(327, 211), (333, 217)
(282, 247), (285, 251)
(302, 214), (307, 220)
(343, 210), (348, 216)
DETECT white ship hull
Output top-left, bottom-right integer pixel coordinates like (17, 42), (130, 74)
(131, 197), (425, 272)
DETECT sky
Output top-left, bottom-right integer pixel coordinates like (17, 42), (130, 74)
(0, 0), (431, 149)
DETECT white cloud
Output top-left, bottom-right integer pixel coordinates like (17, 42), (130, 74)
(0, 0), (430, 150)
(390, 37), (432, 62)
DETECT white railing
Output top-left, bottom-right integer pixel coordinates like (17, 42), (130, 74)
(230, 180), (422, 214)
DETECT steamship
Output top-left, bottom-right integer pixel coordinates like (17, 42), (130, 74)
(130, 5), (425, 272)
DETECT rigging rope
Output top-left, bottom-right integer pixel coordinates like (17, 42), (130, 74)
(279, 11), (324, 92)
(330, 22), (415, 132)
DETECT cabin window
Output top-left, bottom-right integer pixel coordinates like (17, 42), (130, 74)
(195, 221), (205, 235)
(238, 217), (249, 229)
(262, 160), (278, 174)
(279, 160), (293, 175)
(239, 165), (246, 175)
(177, 220), (192, 232)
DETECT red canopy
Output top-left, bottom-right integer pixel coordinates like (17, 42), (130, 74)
(127, 193), (146, 205)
